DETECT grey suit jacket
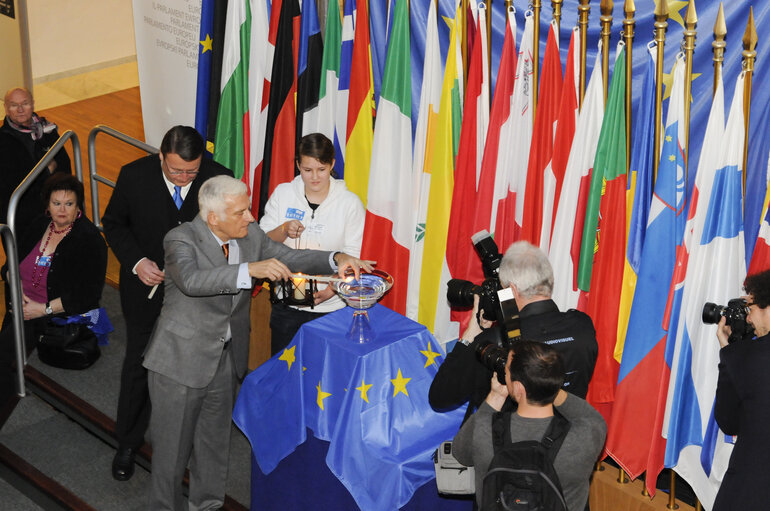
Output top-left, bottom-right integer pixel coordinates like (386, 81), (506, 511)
(143, 216), (333, 388)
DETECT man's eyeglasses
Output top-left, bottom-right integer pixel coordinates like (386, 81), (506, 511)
(166, 169), (199, 176)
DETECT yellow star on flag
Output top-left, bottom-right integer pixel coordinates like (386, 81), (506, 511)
(200, 33), (213, 54)
(316, 381), (332, 410)
(666, 0), (689, 29)
(666, 135), (672, 142)
(662, 66), (701, 101)
(391, 369), (411, 397)
(356, 379), (373, 403)
(669, 154), (676, 161)
(420, 344), (441, 368)
(279, 346), (296, 371)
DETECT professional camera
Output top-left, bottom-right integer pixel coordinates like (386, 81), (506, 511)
(474, 339), (508, 385)
(702, 298), (755, 344)
(446, 230), (521, 339)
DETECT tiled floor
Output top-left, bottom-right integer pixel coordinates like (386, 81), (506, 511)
(33, 61), (140, 110)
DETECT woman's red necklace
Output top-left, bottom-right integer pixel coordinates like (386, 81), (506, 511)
(31, 221), (73, 288)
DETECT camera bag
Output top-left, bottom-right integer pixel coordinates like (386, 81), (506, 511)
(434, 441), (476, 495)
(481, 409), (570, 511)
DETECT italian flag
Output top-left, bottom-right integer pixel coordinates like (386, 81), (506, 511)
(361, 0), (411, 314)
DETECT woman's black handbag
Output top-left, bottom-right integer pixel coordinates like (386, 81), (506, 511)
(37, 322), (101, 370)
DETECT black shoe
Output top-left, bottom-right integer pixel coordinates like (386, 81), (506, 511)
(112, 446), (136, 481)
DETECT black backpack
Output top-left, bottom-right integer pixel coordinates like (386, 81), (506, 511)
(481, 409), (571, 511)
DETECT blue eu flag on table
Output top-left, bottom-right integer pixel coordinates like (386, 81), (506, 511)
(233, 305), (465, 511)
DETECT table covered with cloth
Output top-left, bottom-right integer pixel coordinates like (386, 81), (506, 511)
(233, 304), (468, 510)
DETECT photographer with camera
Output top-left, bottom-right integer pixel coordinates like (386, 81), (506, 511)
(451, 341), (606, 510)
(711, 269), (770, 510)
(429, 241), (598, 415)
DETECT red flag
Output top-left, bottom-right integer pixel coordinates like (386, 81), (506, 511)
(445, 4), (489, 327)
(748, 155), (770, 275)
(520, 21), (563, 248)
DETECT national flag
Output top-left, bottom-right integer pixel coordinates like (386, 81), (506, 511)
(747, 153), (770, 275)
(345, 0), (375, 207)
(615, 42), (658, 361)
(245, 0), (271, 217)
(333, 0), (356, 177)
(417, 0), (463, 343)
(474, 6), (516, 247)
(544, 25), (579, 252)
(494, 11), (534, 251)
(213, 0), (251, 179)
(258, 0), (300, 216)
(663, 71), (746, 510)
(405, 0), (441, 324)
(361, 0), (411, 314)
(370, 0), (395, 107)
(296, 0), (324, 143)
(549, 44), (604, 311)
(578, 43), (627, 420)
(605, 52), (687, 489)
(520, 20), (563, 250)
(203, 1), (229, 153)
(446, 1), (489, 309)
(194, 0), (215, 144)
(305, 0), (341, 141)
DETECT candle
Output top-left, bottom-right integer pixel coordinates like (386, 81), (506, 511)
(292, 277), (306, 301)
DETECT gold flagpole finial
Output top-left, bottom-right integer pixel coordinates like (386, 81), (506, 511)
(742, 7), (757, 199)
(653, 0), (669, 181)
(533, 0), (542, 119)
(624, 0), (635, 175)
(553, 0), (564, 34)
(600, 0), (613, 105)
(578, 0), (591, 109)
(682, 0), (697, 179)
(712, 2), (726, 97)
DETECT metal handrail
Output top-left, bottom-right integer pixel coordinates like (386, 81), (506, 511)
(87, 125), (157, 230)
(7, 130), (83, 238)
(1, 225), (27, 397)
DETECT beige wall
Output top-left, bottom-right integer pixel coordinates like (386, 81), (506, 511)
(0, 10), (26, 93)
(27, 0), (136, 81)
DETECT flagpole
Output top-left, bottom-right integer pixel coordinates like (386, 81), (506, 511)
(682, 0), (697, 181)
(742, 7), (757, 199)
(462, 0), (469, 87)
(552, 0), (563, 36)
(578, 0), (591, 109)
(712, 3), (726, 98)
(600, 0), (613, 105)
(533, 0), (541, 118)
(653, 0), (668, 182)
(624, 0), (635, 176)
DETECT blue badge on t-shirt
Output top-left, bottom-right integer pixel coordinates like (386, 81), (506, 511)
(285, 208), (305, 221)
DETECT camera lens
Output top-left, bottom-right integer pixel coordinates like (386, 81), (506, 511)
(447, 279), (481, 308)
(702, 302), (725, 325)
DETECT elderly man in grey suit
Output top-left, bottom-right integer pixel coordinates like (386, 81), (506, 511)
(143, 175), (372, 510)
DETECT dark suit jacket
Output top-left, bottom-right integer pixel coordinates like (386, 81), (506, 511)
(713, 334), (770, 510)
(143, 218), (333, 388)
(102, 154), (231, 326)
(0, 117), (72, 236)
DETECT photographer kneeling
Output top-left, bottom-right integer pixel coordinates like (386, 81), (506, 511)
(429, 241), (598, 415)
(712, 269), (770, 510)
(452, 341), (606, 510)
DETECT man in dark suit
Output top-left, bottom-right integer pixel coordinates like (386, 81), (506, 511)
(143, 175), (372, 510)
(102, 126), (231, 481)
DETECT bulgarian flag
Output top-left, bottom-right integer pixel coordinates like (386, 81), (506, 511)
(578, 43), (628, 421)
(361, 0), (411, 314)
(213, 0), (251, 179)
(345, 0), (375, 207)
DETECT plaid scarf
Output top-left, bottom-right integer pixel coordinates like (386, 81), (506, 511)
(6, 113), (57, 141)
